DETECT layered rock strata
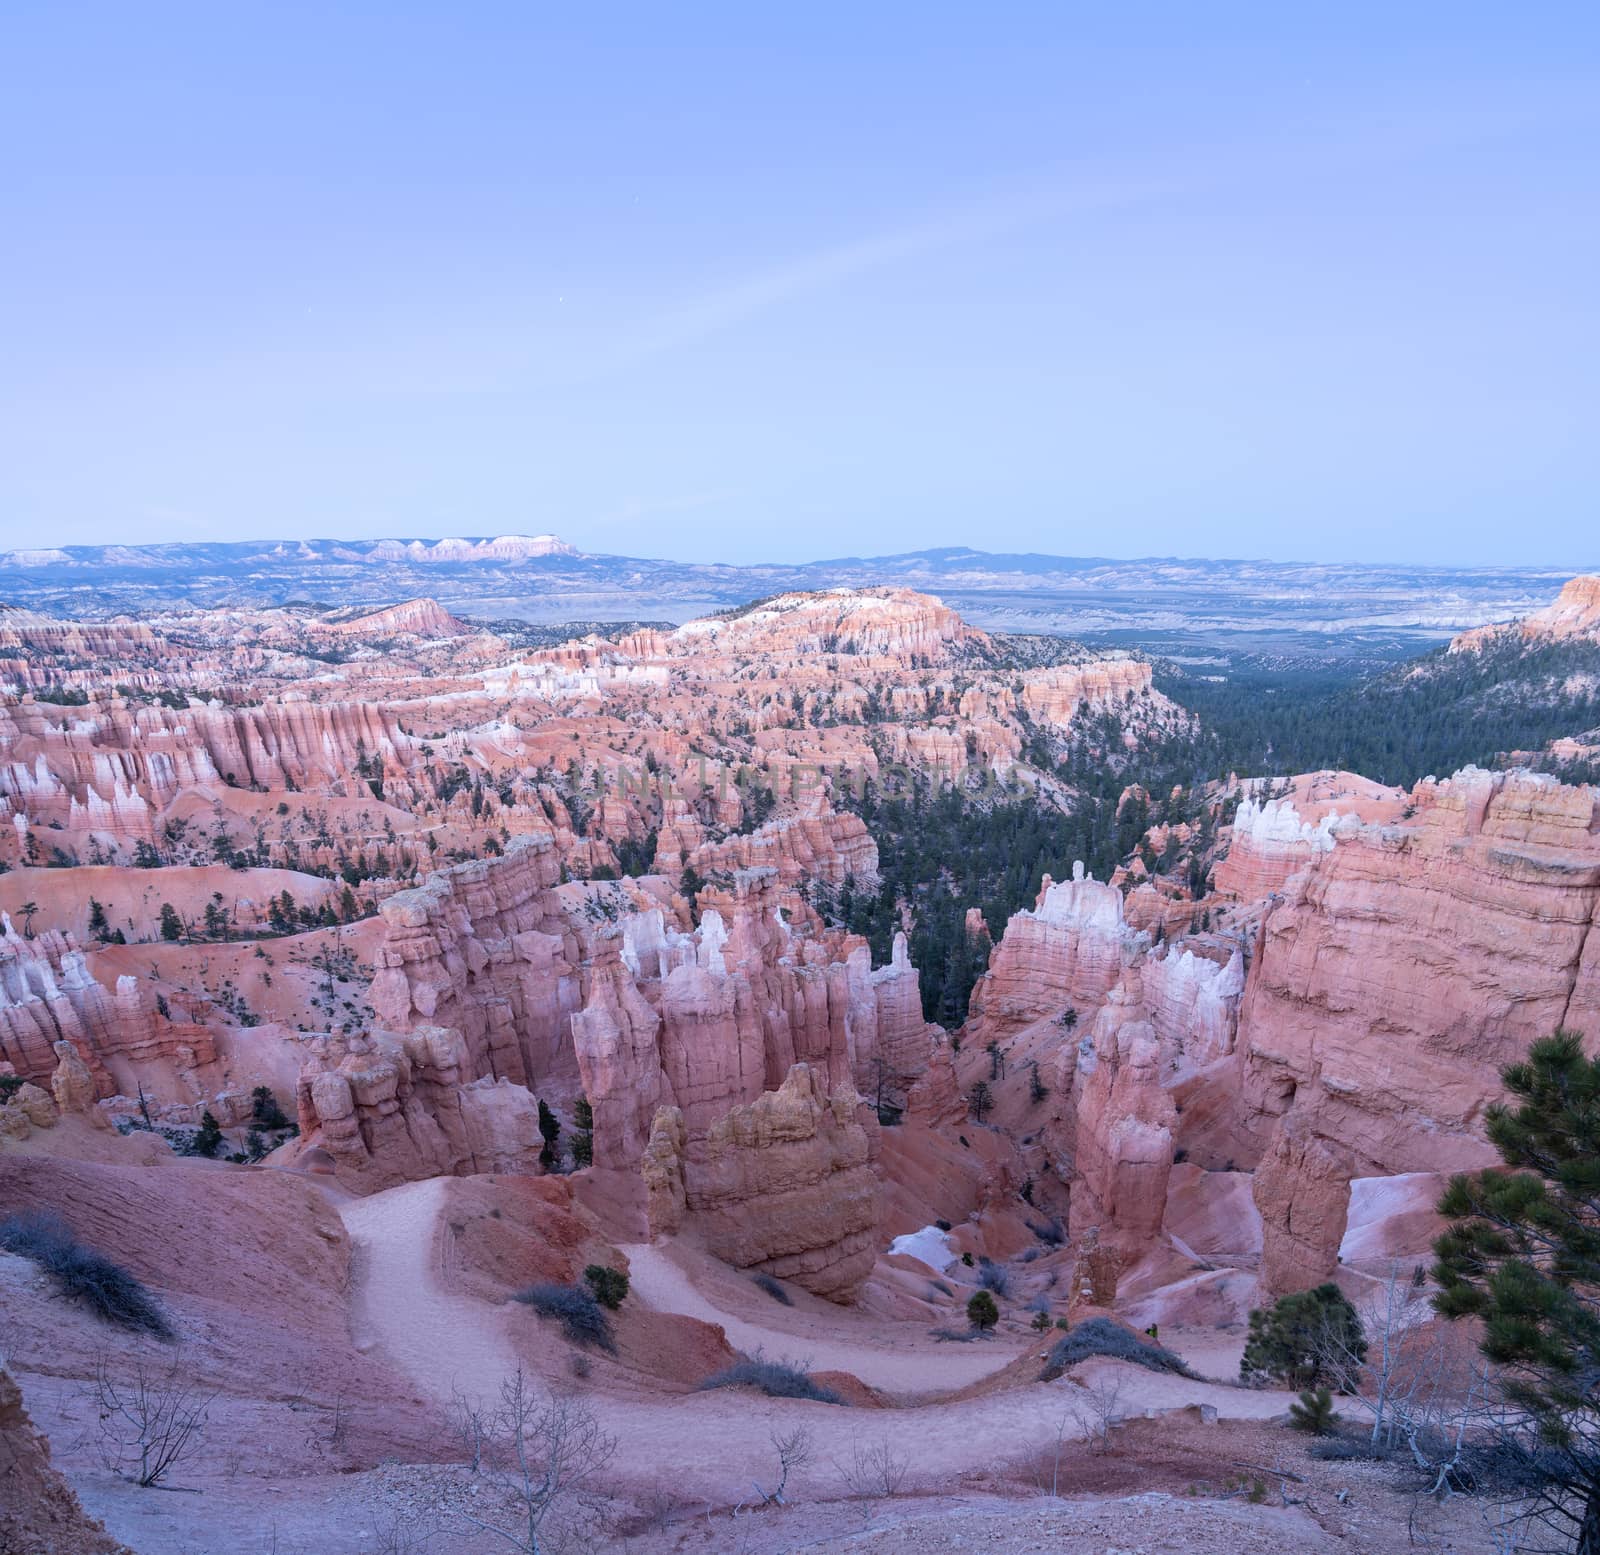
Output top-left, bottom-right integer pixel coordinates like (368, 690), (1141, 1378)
(1240, 767), (1600, 1291)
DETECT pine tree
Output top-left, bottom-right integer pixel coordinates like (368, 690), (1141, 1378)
(1434, 1031), (1600, 1551)
(87, 898), (109, 939)
(159, 902), (184, 942)
(967, 1080), (994, 1124)
(537, 1099), (561, 1170)
(678, 864), (704, 919)
(1288, 1387), (1339, 1435)
(1240, 1284), (1366, 1389)
(967, 1290), (999, 1331)
(194, 1110), (223, 1158)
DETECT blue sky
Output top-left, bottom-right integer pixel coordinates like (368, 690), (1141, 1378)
(2, 3), (1596, 565)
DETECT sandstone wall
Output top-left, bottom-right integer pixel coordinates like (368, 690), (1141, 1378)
(1237, 767), (1600, 1291)
(966, 864), (1148, 1038)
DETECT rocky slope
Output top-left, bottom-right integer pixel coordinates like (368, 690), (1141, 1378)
(0, 1361), (129, 1555)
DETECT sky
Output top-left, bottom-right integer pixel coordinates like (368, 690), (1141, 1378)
(2, 3), (1597, 567)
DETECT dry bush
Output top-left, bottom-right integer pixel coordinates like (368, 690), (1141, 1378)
(834, 1435), (909, 1499)
(449, 1382), (494, 1474)
(697, 1350), (845, 1405)
(976, 1257), (1012, 1297)
(92, 1351), (214, 1487)
(456, 1365), (617, 1555)
(751, 1272), (793, 1306)
(1031, 1411), (1075, 1496)
(1070, 1376), (1124, 1454)
(1040, 1317), (1194, 1380)
(3, 1212), (173, 1338)
(514, 1282), (616, 1353)
(740, 1426), (813, 1510)
(372, 1510), (436, 1554)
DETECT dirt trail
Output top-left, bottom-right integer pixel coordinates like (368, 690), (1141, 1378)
(338, 1181), (1297, 1501)
(619, 1241), (1013, 1393)
(340, 1177), (517, 1405)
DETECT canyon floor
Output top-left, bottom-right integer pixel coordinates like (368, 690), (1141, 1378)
(9, 1159), (1488, 1555)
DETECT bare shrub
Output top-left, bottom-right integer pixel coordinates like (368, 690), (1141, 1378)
(1311, 1261), (1497, 1496)
(751, 1272), (793, 1306)
(3, 1212), (173, 1338)
(92, 1352), (214, 1487)
(1027, 1217), (1065, 1247)
(1071, 1376), (1124, 1453)
(373, 1510), (436, 1554)
(741, 1426), (813, 1510)
(450, 1382), (494, 1474)
(834, 1435), (909, 1499)
(697, 1350), (845, 1406)
(514, 1282), (616, 1353)
(457, 1365), (617, 1554)
(1032, 1410), (1074, 1496)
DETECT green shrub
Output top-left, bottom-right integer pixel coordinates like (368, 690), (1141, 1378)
(193, 1110), (223, 1159)
(1241, 1283), (1366, 1389)
(1289, 1386), (1340, 1435)
(250, 1086), (292, 1130)
(537, 1099), (560, 1170)
(967, 1290), (999, 1331)
(583, 1263), (629, 1310)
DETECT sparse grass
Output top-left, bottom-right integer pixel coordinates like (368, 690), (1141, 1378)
(929, 1326), (985, 1342)
(1039, 1317), (1196, 1381)
(514, 1281), (616, 1353)
(0, 1212), (173, 1338)
(752, 1272), (794, 1306)
(697, 1351), (845, 1405)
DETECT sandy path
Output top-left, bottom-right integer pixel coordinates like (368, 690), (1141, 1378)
(619, 1241), (1014, 1393)
(339, 1182), (1296, 1501)
(340, 1177), (517, 1405)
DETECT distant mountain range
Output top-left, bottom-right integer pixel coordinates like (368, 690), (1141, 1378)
(3, 532), (1590, 661)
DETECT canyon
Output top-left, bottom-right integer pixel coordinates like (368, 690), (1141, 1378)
(3, 576), (1597, 1553)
